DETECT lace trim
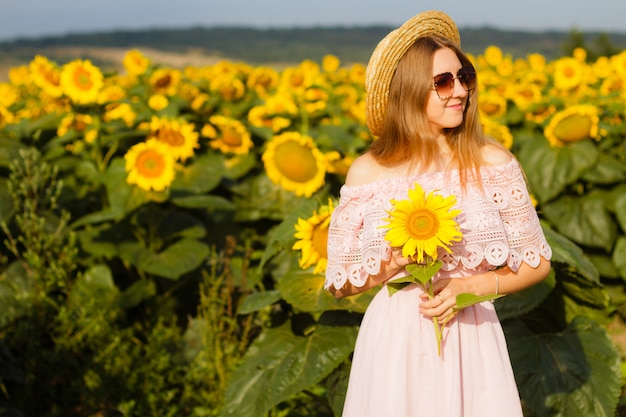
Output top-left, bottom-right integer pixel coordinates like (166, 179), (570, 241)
(325, 159), (552, 290)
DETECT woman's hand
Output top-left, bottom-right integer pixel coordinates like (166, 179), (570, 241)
(418, 277), (467, 324)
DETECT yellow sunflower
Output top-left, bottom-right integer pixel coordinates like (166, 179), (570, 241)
(262, 131), (326, 197)
(292, 199), (334, 274)
(149, 68), (181, 96)
(104, 103), (136, 127)
(478, 92), (507, 118)
(124, 139), (176, 192)
(123, 49), (151, 77)
(60, 59), (104, 104)
(611, 50), (626, 78)
(147, 116), (199, 162)
(148, 94), (169, 111)
(482, 117), (513, 149)
(322, 54), (340, 73)
(544, 104), (599, 147)
(210, 74), (245, 101)
(246, 66), (279, 98)
(382, 183), (462, 263)
(207, 115), (253, 155)
(30, 55), (63, 98)
(551, 57), (584, 91)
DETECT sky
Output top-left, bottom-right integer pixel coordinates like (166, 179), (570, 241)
(1, 0), (625, 42)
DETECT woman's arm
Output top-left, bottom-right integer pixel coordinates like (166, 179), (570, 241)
(327, 247), (411, 298)
(420, 256), (551, 319)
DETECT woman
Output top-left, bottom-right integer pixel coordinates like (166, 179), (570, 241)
(324, 10), (552, 417)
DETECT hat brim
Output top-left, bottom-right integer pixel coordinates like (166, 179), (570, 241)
(365, 10), (461, 136)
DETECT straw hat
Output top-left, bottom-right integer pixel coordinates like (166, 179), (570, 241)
(365, 10), (461, 136)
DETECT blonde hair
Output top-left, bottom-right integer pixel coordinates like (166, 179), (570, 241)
(368, 36), (496, 188)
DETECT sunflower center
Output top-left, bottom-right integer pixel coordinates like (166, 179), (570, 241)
(554, 114), (592, 142)
(157, 128), (185, 147)
(273, 140), (318, 182)
(136, 149), (166, 178)
(407, 209), (439, 240)
(222, 126), (243, 146)
(312, 226), (328, 259)
(155, 75), (172, 89)
(73, 67), (93, 90)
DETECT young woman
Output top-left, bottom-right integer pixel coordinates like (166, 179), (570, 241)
(324, 10), (552, 417)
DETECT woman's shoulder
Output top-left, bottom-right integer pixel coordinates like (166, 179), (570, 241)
(480, 142), (514, 167)
(344, 152), (393, 186)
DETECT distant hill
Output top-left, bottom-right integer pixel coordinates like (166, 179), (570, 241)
(1, 25), (625, 74)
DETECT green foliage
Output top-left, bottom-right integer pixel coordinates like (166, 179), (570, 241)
(0, 149), (260, 416)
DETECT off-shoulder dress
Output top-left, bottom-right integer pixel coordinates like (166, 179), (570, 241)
(325, 159), (552, 417)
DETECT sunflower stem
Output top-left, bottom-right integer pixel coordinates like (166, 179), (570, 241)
(427, 282), (443, 356)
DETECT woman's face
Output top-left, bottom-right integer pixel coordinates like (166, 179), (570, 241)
(425, 47), (468, 134)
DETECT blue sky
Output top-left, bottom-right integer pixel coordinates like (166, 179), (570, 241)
(2, 0), (625, 41)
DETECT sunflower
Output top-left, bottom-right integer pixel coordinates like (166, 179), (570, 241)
(484, 45), (503, 67)
(210, 74), (245, 101)
(382, 183), (462, 263)
(322, 54), (340, 73)
(544, 104), (599, 147)
(207, 115), (253, 155)
(147, 116), (199, 162)
(611, 50), (626, 78)
(149, 68), (181, 96)
(30, 55), (63, 98)
(246, 66), (279, 98)
(104, 103), (136, 127)
(148, 94), (169, 111)
(262, 131), (326, 197)
(478, 91), (507, 118)
(60, 59), (104, 104)
(292, 199), (334, 274)
(124, 139), (176, 192)
(552, 57), (584, 91)
(123, 49), (151, 77)
(482, 117), (513, 149)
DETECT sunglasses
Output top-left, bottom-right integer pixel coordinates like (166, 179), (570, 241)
(432, 66), (477, 100)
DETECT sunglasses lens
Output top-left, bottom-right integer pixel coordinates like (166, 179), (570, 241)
(433, 72), (454, 98)
(458, 66), (476, 91)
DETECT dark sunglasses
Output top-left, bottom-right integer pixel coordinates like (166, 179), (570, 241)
(432, 66), (477, 100)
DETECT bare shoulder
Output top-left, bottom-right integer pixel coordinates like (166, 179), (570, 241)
(344, 152), (386, 186)
(480, 143), (514, 166)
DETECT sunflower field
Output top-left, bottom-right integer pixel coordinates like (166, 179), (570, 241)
(0, 44), (625, 417)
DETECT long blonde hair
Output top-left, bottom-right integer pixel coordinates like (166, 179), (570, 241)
(368, 36), (496, 188)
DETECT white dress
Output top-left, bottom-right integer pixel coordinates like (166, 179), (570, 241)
(325, 159), (552, 417)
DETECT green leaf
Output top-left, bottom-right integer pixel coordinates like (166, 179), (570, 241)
(517, 137), (597, 204)
(0, 261), (33, 328)
(278, 271), (376, 313)
(230, 173), (323, 222)
(543, 225), (599, 283)
(406, 261), (442, 286)
(171, 153), (225, 194)
(581, 153), (626, 185)
(0, 178), (15, 224)
(237, 290), (282, 315)
(259, 198), (321, 269)
(495, 269), (556, 321)
(118, 238), (210, 280)
(220, 323), (358, 417)
(542, 191), (617, 251)
(117, 279), (157, 310)
(454, 293), (505, 310)
(171, 194), (235, 211)
(612, 188), (626, 234)
(504, 316), (621, 417)
(613, 237), (626, 282)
